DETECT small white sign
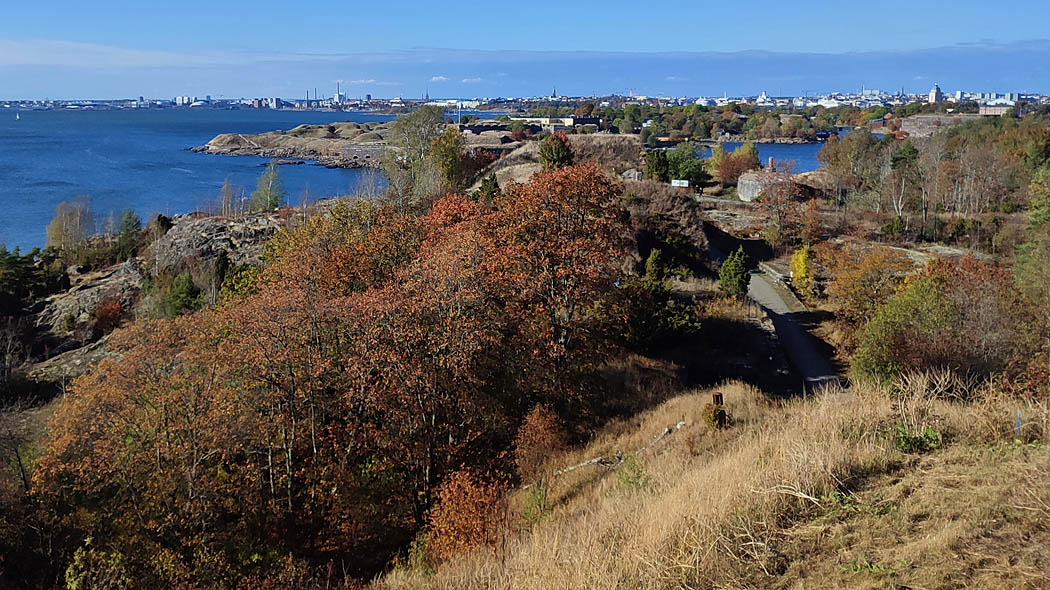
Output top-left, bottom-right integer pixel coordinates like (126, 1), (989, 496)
(671, 179), (689, 187)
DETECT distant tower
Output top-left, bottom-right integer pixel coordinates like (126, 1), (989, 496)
(929, 83), (944, 104)
(552, 86), (557, 99)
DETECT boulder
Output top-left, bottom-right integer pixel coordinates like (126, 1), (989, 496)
(146, 213), (282, 275)
(35, 259), (144, 333)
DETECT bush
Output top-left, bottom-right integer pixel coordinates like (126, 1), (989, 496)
(881, 216), (905, 237)
(701, 403), (730, 429)
(615, 455), (652, 493)
(92, 298), (124, 335)
(894, 424), (943, 454)
(163, 271), (201, 317)
(426, 470), (504, 563)
(64, 538), (130, 590)
(718, 246), (749, 297)
(520, 487), (550, 528)
(789, 245), (814, 296)
(852, 277), (956, 381)
(624, 249), (703, 351)
(513, 405), (567, 482)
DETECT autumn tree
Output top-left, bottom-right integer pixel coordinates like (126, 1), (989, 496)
(754, 166), (799, 252)
(485, 163), (628, 400)
(789, 245), (815, 297)
(853, 257), (1018, 381)
(715, 145), (761, 185)
(821, 245), (913, 333)
(513, 405), (567, 482)
(817, 129), (885, 208)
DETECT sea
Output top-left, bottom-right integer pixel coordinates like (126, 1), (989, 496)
(0, 108), (394, 250)
(0, 109), (827, 250)
(699, 142), (824, 174)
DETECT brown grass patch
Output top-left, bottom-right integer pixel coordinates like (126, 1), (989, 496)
(380, 375), (1050, 589)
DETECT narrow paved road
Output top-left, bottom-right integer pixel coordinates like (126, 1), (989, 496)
(748, 272), (840, 392)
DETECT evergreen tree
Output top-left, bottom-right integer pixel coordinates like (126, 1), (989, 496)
(643, 150), (670, 182)
(538, 132), (574, 170)
(718, 246), (749, 297)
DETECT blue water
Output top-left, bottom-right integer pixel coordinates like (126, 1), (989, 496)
(0, 109), (395, 250)
(701, 142), (824, 175)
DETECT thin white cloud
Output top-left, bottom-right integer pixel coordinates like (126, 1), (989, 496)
(665, 75), (688, 81)
(461, 77), (482, 83)
(348, 79), (377, 84)
(430, 75), (448, 82)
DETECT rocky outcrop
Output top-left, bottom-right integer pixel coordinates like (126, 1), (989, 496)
(146, 212), (283, 275)
(193, 121), (391, 168)
(34, 260), (144, 333)
(26, 336), (117, 385)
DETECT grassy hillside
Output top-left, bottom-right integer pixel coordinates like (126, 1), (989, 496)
(382, 374), (1050, 589)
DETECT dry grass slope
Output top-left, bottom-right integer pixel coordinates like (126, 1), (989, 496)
(381, 374), (1050, 589)
(473, 135), (644, 189)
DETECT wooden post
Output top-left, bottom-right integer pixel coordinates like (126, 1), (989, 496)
(712, 392), (724, 406)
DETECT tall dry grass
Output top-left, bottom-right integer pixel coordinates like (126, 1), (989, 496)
(380, 373), (1050, 590)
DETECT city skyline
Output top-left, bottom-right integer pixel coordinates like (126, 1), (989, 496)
(3, 40), (1050, 102)
(3, 0), (1050, 100)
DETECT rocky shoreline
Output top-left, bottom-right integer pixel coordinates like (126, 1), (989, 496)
(711, 135), (819, 144)
(192, 121), (392, 169)
(190, 145), (381, 169)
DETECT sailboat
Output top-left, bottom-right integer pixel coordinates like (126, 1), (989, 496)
(14, 112), (19, 121)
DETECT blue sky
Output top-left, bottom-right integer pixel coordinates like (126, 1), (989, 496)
(2, 0), (1049, 99)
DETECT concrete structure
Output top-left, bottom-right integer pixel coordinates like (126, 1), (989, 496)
(979, 105), (1013, 116)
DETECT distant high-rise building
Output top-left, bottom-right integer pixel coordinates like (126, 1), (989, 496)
(929, 84), (944, 103)
(365, 94), (372, 101)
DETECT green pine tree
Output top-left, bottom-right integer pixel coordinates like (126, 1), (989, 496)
(718, 246), (750, 297)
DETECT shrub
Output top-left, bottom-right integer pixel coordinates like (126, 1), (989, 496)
(852, 277), (956, 381)
(513, 405), (567, 482)
(894, 424), (943, 454)
(92, 298), (124, 335)
(881, 216), (905, 237)
(520, 487), (550, 528)
(789, 245), (814, 296)
(615, 455), (652, 493)
(426, 470), (504, 563)
(718, 246), (749, 297)
(218, 265), (262, 303)
(701, 403), (730, 429)
(624, 249), (703, 351)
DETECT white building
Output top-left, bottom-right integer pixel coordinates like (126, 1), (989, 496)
(929, 84), (944, 104)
